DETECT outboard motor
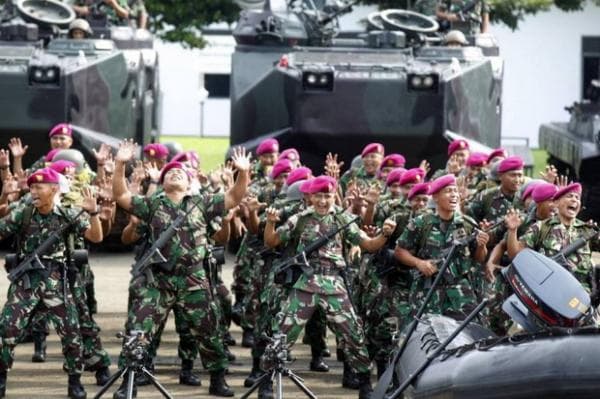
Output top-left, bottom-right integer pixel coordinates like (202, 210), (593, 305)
(502, 249), (591, 333)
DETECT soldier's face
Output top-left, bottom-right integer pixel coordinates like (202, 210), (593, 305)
(379, 167), (393, 180)
(557, 193), (581, 220)
(434, 185), (459, 212)
(410, 194), (429, 212)
(259, 153), (278, 167)
(537, 199), (555, 219)
(401, 183), (414, 198)
(274, 173), (289, 188)
(310, 192), (335, 215)
(453, 149), (469, 167)
(499, 170), (523, 193)
(163, 168), (189, 191)
(71, 29), (86, 39)
(389, 182), (402, 198)
(50, 135), (73, 149)
(29, 183), (59, 209)
(363, 153), (383, 175)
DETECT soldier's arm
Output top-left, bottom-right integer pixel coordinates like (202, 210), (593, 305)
(264, 207), (282, 248)
(113, 140), (136, 211)
(506, 209), (527, 259)
(121, 216), (141, 245)
(358, 218), (395, 252)
(212, 212), (234, 245)
(394, 218), (438, 277)
(105, 0), (130, 19)
(480, 1), (490, 33)
(224, 148), (251, 210)
(80, 187), (103, 243)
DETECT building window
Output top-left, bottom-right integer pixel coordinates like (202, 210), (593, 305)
(582, 36), (600, 100)
(204, 74), (230, 98)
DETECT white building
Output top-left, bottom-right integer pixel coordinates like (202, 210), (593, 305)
(158, 4), (600, 147)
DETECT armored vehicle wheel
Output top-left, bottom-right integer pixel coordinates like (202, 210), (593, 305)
(380, 9), (439, 34)
(16, 0), (75, 28)
(366, 11), (385, 31)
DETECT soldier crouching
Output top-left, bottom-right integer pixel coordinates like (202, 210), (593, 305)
(264, 175), (396, 399)
(111, 140), (252, 398)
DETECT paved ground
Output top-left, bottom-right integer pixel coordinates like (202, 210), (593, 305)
(0, 252), (355, 399)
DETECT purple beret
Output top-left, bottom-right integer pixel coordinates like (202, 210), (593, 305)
(532, 183), (558, 204)
(521, 181), (542, 201)
(27, 167), (60, 186)
(45, 148), (60, 162)
(299, 178), (314, 194)
(408, 182), (430, 200)
(144, 143), (169, 160)
(399, 168), (425, 186)
(361, 143), (385, 158)
(466, 152), (488, 167)
(380, 153), (406, 169)
(279, 148), (300, 162)
(487, 148), (507, 163)
(48, 123), (72, 138)
(447, 139), (469, 156)
(308, 175), (337, 194)
(497, 156), (524, 173)
(256, 138), (279, 155)
(553, 183), (582, 201)
(171, 151), (199, 169)
(286, 166), (312, 186)
(160, 161), (189, 184)
(386, 168), (406, 186)
(270, 159), (293, 179)
(49, 160), (76, 175)
(428, 174), (457, 195)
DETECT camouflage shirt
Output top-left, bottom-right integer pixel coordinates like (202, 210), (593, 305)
(467, 186), (518, 245)
(130, 191), (225, 268)
(339, 166), (379, 195)
(521, 216), (596, 290)
(374, 197), (409, 227)
(276, 207), (363, 294)
(73, 0), (131, 26)
(0, 204), (89, 262)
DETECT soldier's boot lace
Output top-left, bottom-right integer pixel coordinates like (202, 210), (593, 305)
(342, 361), (360, 390)
(113, 375), (137, 399)
(67, 374), (87, 399)
(309, 347), (330, 372)
(209, 369), (235, 397)
(0, 370), (7, 398)
(244, 356), (263, 387)
(95, 366), (111, 386)
(258, 378), (274, 399)
(179, 359), (201, 386)
(31, 332), (47, 363)
(242, 329), (255, 348)
(358, 372), (373, 399)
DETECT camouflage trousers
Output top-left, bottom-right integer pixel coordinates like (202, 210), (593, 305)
(278, 288), (371, 373)
(121, 268), (228, 371)
(232, 235), (264, 331)
(0, 270), (83, 374)
(484, 275), (512, 335)
(410, 275), (478, 320)
(80, 262), (98, 315)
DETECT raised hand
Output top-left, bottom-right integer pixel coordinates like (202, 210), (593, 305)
(324, 152), (344, 179)
(98, 199), (114, 221)
(419, 159), (431, 175)
(475, 230), (490, 248)
(382, 218), (397, 237)
(231, 146), (252, 172)
(96, 176), (114, 202)
(447, 153), (461, 174)
(15, 170), (28, 191)
(265, 207), (280, 223)
(80, 186), (98, 214)
(504, 208), (522, 231)
(244, 195), (267, 213)
(556, 174), (569, 188)
(1, 172), (19, 197)
(365, 183), (381, 206)
(539, 164), (558, 184)
(93, 143), (112, 166)
(115, 139), (137, 163)
(144, 161), (161, 182)
(8, 138), (28, 159)
(0, 149), (10, 168)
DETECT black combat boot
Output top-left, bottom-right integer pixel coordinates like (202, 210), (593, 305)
(179, 359), (201, 386)
(244, 356), (263, 387)
(225, 345), (236, 361)
(224, 331), (236, 346)
(342, 362), (360, 390)
(95, 366), (111, 386)
(31, 332), (47, 363)
(67, 374), (87, 399)
(258, 378), (274, 399)
(309, 346), (329, 372)
(322, 347), (331, 358)
(0, 370), (7, 398)
(209, 369), (235, 397)
(231, 294), (243, 326)
(113, 374), (137, 399)
(358, 372), (373, 399)
(241, 329), (255, 348)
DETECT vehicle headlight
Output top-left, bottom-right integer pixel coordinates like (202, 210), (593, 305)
(302, 70), (334, 92)
(29, 66), (60, 85)
(407, 73), (439, 92)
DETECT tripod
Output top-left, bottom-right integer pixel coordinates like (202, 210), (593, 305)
(94, 332), (173, 399)
(241, 334), (318, 399)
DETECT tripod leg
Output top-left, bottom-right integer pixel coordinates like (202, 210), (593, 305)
(141, 367), (174, 399)
(127, 369), (136, 399)
(240, 371), (273, 399)
(276, 371), (283, 399)
(287, 370), (318, 399)
(93, 367), (129, 399)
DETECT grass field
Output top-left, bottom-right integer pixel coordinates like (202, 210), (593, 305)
(160, 135), (550, 178)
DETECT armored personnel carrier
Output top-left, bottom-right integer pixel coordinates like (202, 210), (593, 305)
(229, 0), (503, 171)
(0, 0), (159, 167)
(539, 80), (600, 220)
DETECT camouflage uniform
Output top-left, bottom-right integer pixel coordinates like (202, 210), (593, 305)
(396, 212), (480, 320)
(339, 166), (378, 195)
(73, 0), (131, 26)
(415, 0), (488, 34)
(467, 186), (518, 247)
(119, 191), (228, 372)
(0, 204), (87, 375)
(276, 208), (371, 374)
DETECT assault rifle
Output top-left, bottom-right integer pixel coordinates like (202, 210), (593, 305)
(273, 215), (360, 285)
(8, 210), (84, 290)
(131, 199), (199, 284)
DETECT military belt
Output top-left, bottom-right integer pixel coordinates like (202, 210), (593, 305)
(155, 263), (204, 276)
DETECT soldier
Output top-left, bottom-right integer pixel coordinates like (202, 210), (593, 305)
(68, 18), (93, 39)
(72, 0), (132, 27)
(339, 143), (385, 194)
(278, 148), (301, 168)
(430, 139), (470, 180)
(418, 0), (489, 34)
(264, 175), (397, 399)
(444, 29), (468, 46)
(377, 153), (406, 182)
(506, 183), (599, 295)
(395, 174), (489, 320)
(128, 0), (147, 29)
(0, 168), (103, 399)
(142, 143), (169, 169)
(111, 141), (252, 398)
